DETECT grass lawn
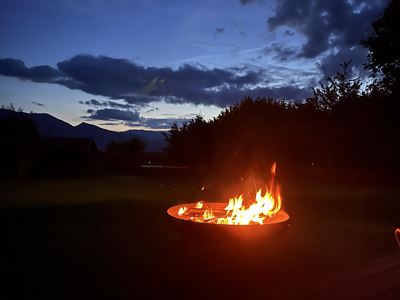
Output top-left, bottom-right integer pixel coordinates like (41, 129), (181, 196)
(0, 174), (399, 299)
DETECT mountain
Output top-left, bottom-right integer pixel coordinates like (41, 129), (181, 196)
(0, 109), (165, 151)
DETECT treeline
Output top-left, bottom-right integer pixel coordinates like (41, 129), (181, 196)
(163, 63), (400, 179)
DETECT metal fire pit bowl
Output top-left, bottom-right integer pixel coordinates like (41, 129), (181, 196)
(167, 202), (290, 240)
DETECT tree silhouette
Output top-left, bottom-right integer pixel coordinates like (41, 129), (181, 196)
(105, 137), (145, 174)
(362, 0), (400, 95)
(163, 116), (213, 165)
(312, 61), (362, 110)
(0, 109), (39, 179)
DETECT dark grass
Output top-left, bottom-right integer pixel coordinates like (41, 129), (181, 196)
(0, 175), (399, 299)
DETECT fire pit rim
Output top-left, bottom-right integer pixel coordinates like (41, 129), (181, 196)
(167, 202), (290, 226)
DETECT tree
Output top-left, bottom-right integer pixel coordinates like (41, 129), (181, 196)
(362, 0), (400, 95)
(312, 61), (362, 110)
(104, 137), (145, 174)
(106, 137), (145, 154)
(163, 116), (212, 165)
(0, 113), (39, 179)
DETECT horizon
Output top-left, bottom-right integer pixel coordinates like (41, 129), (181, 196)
(0, 107), (168, 133)
(0, 0), (388, 131)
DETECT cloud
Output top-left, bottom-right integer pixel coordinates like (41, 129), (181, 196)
(79, 98), (136, 109)
(284, 30), (294, 36)
(32, 101), (45, 107)
(84, 107), (190, 130)
(267, 0), (387, 59)
(0, 58), (63, 82)
(215, 27), (225, 33)
(240, 0), (265, 5)
(79, 99), (102, 106)
(138, 117), (189, 130)
(0, 55), (313, 107)
(85, 108), (140, 122)
(99, 121), (123, 126)
(262, 43), (299, 61)
(145, 107), (159, 113)
(318, 47), (369, 77)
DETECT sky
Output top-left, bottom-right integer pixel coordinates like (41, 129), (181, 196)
(0, 0), (388, 131)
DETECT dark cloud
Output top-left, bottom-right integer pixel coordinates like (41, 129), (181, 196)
(262, 43), (299, 61)
(145, 107), (159, 113)
(215, 27), (225, 33)
(267, 0), (387, 59)
(0, 58), (63, 82)
(265, 0), (388, 80)
(0, 55), (312, 107)
(103, 101), (136, 109)
(79, 99), (102, 106)
(284, 29), (294, 36)
(85, 108), (140, 122)
(79, 98), (136, 109)
(56, 55), (151, 100)
(240, 0), (265, 5)
(318, 47), (369, 77)
(32, 101), (45, 107)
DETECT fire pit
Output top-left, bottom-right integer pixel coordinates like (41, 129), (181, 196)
(167, 163), (290, 239)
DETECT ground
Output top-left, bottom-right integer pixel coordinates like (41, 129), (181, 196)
(0, 173), (399, 299)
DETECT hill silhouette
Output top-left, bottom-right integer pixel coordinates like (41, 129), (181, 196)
(0, 109), (165, 152)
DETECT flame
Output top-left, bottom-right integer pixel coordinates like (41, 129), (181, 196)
(178, 206), (188, 216)
(195, 201), (204, 209)
(203, 209), (214, 220)
(215, 186), (282, 225)
(179, 163), (283, 225)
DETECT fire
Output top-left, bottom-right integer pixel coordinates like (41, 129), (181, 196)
(195, 201), (204, 209)
(174, 162), (283, 225)
(178, 206), (188, 216)
(217, 187), (282, 225)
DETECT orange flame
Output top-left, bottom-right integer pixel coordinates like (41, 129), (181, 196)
(181, 162), (283, 225)
(178, 206), (188, 216)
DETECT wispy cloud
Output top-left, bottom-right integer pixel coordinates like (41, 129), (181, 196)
(215, 27), (225, 34)
(32, 101), (45, 107)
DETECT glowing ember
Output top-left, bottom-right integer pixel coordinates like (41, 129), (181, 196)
(168, 162), (289, 226)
